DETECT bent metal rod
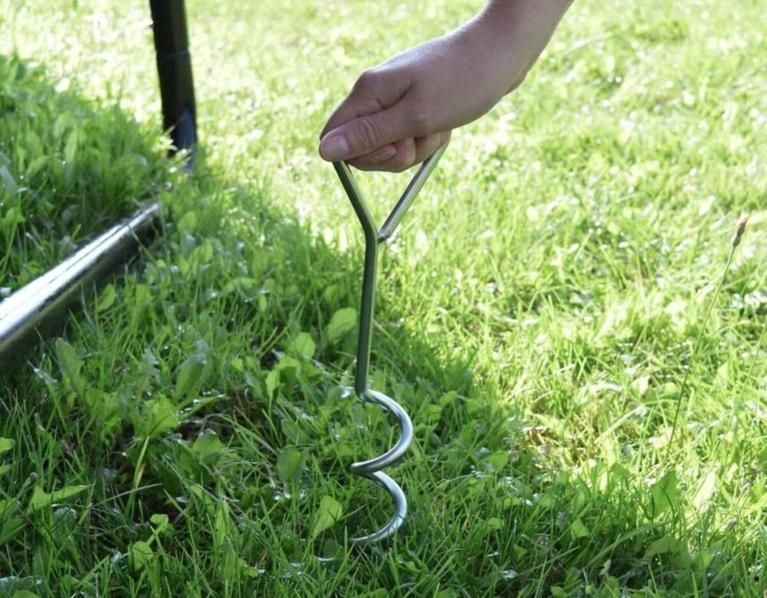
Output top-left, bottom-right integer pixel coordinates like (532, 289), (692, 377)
(333, 143), (447, 544)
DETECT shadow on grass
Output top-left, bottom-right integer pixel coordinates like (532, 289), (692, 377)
(0, 54), (757, 596)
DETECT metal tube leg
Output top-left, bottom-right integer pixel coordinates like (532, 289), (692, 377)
(0, 4), (195, 366)
(0, 204), (162, 367)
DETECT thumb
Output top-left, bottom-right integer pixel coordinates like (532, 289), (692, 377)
(319, 100), (423, 162)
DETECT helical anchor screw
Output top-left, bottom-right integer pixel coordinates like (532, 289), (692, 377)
(333, 143), (447, 544)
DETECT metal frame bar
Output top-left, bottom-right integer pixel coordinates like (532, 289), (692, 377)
(0, 205), (162, 367)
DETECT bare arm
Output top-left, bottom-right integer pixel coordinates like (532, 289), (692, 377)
(319, 0), (573, 172)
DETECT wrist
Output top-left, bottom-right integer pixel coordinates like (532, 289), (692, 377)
(473, 0), (573, 92)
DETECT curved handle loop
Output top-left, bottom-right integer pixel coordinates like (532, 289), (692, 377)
(333, 142), (448, 245)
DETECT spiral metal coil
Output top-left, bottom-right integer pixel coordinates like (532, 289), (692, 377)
(333, 144), (447, 544)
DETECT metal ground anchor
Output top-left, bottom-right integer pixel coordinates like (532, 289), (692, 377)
(333, 142), (447, 544)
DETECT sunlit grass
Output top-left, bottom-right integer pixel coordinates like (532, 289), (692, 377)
(1, 0), (766, 595)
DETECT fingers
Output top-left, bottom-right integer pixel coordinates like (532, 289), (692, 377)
(319, 98), (426, 162)
(319, 67), (413, 157)
(375, 138), (418, 172)
(348, 131), (450, 172)
(413, 132), (447, 164)
(346, 144), (399, 170)
(319, 64), (449, 165)
(321, 69), (411, 139)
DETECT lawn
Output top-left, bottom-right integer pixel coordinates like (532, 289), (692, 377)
(1, 0), (766, 595)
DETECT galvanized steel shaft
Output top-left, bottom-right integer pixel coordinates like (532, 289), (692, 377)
(0, 203), (162, 367)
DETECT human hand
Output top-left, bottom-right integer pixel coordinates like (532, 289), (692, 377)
(319, 0), (572, 172)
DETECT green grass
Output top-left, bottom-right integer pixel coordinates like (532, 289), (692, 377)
(1, 0), (766, 595)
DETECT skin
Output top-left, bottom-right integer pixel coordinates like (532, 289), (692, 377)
(319, 0), (574, 172)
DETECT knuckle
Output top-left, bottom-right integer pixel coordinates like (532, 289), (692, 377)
(422, 134), (441, 154)
(407, 103), (432, 135)
(353, 117), (379, 149)
(354, 68), (379, 91)
(392, 148), (415, 172)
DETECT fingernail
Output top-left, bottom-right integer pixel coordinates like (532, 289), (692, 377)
(320, 134), (350, 161)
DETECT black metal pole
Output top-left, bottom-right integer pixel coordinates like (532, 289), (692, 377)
(149, 0), (198, 163)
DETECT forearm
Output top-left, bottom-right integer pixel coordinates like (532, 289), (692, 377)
(466, 0), (574, 92)
(319, 0), (574, 168)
